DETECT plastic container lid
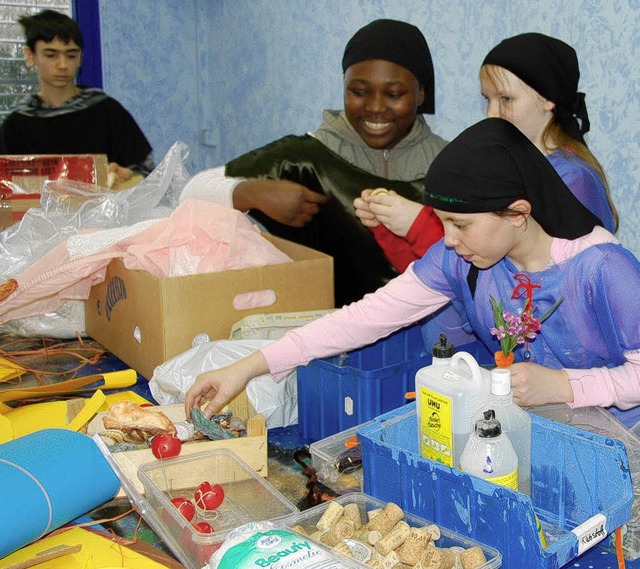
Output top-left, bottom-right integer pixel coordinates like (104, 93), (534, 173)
(476, 409), (502, 438)
(432, 333), (455, 359)
(491, 367), (512, 396)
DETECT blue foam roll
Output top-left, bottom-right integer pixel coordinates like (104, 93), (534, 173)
(0, 428), (120, 559)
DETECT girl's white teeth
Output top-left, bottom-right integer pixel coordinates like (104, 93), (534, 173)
(365, 121), (390, 130)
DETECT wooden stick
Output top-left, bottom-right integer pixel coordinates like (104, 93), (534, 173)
(4, 544), (82, 569)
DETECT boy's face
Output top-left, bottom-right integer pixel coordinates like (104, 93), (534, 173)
(24, 38), (82, 91)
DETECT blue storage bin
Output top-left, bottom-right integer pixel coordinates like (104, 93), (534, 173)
(358, 403), (633, 569)
(297, 320), (494, 441)
(297, 323), (431, 441)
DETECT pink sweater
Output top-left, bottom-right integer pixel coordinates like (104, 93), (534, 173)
(261, 228), (640, 410)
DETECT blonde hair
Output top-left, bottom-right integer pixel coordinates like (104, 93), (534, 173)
(480, 64), (618, 231)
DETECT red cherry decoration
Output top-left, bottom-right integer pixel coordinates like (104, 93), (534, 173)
(151, 433), (182, 459)
(194, 481), (225, 510)
(193, 521), (214, 534)
(170, 497), (196, 521)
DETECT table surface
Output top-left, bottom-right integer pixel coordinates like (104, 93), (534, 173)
(88, 423), (638, 569)
(0, 335), (637, 569)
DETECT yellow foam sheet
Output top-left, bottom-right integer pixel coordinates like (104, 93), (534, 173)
(0, 357), (25, 382)
(0, 526), (169, 568)
(0, 390), (151, 443)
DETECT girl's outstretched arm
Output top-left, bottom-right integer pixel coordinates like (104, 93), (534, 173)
(185, 351), (269, 419)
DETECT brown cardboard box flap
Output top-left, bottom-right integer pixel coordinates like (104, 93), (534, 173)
(85, 234), (334, 379)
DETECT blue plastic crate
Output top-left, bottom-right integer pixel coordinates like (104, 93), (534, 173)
(358, 403), (633, 569)
(296, 320), (495, 441)
(297, 323), (431, 441)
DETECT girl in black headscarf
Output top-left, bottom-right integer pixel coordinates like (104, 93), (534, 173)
(187, 118), (640, 430)
(480, 32), (617, 232)
(180, 19), (446, 307)
(357, 32), (618, 274)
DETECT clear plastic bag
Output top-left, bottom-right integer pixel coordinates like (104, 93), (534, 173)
(149, 338), (298, 429)
(0, 142), (192, 337)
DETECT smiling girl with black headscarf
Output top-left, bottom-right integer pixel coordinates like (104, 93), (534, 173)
(180, 19), (447, 307)
(186, 118), (640, 429)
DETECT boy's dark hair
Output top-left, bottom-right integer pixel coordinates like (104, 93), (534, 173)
(19, 9), (83, 51)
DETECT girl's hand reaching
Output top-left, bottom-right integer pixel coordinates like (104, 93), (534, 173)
(184, 351), (269, 419)
(509, 362), (573, 407)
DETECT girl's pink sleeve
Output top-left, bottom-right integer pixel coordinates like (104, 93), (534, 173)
(260, 267), (451, 380)
(567, 350), (640, 409)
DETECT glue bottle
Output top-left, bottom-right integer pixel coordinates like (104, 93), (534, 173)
(405, 334), (455, 401)
(415, 351), (491, 468)
(431, 333), (455, 366)
(460, 409), (518, 490)
(483, 367), (532, 495)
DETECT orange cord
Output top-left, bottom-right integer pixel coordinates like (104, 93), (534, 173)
(615, 526), (626, 569)
(0, 334), (105, 385)
(47, 506), (142, 546)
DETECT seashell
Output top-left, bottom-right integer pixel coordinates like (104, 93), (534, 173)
(99, 429), (126, 445)
(175, 421), (197, 441)
(190, 408), (235, 440)
(103, 401), (176, 437)
(227, 416), (247, 436)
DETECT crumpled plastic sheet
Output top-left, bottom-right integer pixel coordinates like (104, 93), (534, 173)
(149, 338), (298, 430)
(0, 141), (193, 338)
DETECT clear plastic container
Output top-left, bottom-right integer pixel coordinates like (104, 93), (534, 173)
(282, 492), (502, 568)
(136, 449), (299, 569)
(309, 421), (373, 493)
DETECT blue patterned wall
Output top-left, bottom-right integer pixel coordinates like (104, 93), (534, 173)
(100, 0), (640, 256)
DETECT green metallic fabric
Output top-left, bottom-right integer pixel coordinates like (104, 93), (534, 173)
(226, 135), (424, 307)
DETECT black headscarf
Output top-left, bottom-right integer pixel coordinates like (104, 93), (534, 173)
(482, 32), (590, 144)
(423, 118), (601, 239)
(342, 19), (435, 114)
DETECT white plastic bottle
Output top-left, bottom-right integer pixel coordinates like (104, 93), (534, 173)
(460, 409), (519, 490)
(486, 368), (532, 495)
(415, 351), (491, 468)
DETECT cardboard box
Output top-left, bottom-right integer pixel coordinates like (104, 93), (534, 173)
(87, 390), (267, 497)
(0, 194), (42, 229)
(85, 234), (334, 379)
(0, 154), (109, 228)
